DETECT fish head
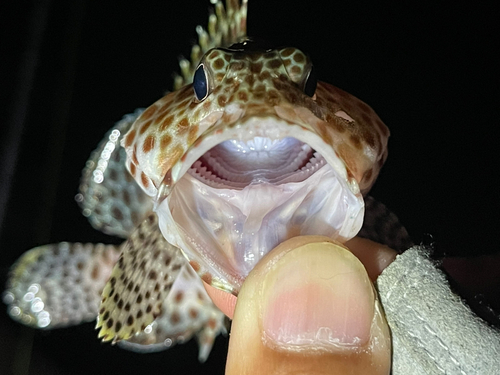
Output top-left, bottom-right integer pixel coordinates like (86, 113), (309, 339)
(122, 42), (389, 293)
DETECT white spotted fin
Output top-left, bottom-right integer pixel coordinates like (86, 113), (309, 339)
(173, 0), (248, 90)
(119, 264), (227, 362)
(76, 110), (153, 238)
(3, 242), (120, 329)
(96, 213), (186, 343)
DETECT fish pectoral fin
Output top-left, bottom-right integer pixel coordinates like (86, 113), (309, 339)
(77, 109), (153, 238)
(118, 263), (227, 362)
(4, 242), (120, 329)
(195, 310), (228, 362)
(96, 213), (185, 343)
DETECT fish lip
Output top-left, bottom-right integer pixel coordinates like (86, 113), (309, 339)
(156, 112), (360, 206)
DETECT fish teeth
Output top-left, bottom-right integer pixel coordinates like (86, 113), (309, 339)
(188, 139), (328, 188)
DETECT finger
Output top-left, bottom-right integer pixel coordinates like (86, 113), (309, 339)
(205, 236), (397, 319)
(345, 237), (397, 280)
(203, 282), (237, 319)
(226, 236), (391, 375)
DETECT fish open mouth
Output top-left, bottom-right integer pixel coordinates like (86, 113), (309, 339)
(156, 118), (364, 291)
(187, 137), (326, 188)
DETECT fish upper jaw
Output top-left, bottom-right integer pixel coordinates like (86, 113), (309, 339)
(162, 105), (357, 195)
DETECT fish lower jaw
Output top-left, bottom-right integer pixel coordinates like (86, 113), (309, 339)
(157, 154), (364, 293)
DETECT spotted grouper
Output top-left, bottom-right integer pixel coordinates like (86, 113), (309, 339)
(3, 0), (411, 362)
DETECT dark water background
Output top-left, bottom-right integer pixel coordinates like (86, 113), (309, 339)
(1, 1), (498, 374)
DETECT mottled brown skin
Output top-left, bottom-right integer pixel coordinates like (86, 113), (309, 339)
(123, 46), (389, 198)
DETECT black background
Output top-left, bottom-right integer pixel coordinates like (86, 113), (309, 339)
(0, 0), (498, 374)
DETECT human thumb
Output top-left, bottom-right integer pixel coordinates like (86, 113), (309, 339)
(225, 236), (391, 374)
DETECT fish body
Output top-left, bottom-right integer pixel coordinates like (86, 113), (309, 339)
(4, 0), (410, 362)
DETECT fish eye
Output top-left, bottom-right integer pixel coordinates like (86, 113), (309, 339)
(303, 65), (317, 97)
(193, 64), (209, 101)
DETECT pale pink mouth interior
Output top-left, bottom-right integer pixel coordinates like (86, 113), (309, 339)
(188, 137), (326, 189)
(157, 135), (364, 291)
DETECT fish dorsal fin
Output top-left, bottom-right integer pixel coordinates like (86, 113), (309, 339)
(173, 0), (248, 90)
(96, 213), (185, 343)
(76, 110), (152, 238)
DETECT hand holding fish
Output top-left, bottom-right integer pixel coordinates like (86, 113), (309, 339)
(207, 236), (394, 374)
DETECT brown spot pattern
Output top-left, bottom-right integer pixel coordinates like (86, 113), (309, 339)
(189, 260), (200, 272)
(122, 44), (389, 199)
(91, 265), (99, 280)
(266, 59), (281, 69)
(213, 58), (224, 69)
(139, 119), (153, 135)
(188, 125), (199, 145)
(280, 47), (295, 57)
(124, 129), (136, 148)
(170, 311), (180, 325)
(160, 134), (172, 149)
(178, 117), (190, 129)
(142, 135), (155, 153)
(141, 105), (157, 120)
(291, 65), (301, 75)
(201, 272), (213, 285)
(159, 115), (174, 132)
(140, 172), (149, 188)
(174, 291), (183, 303)
(189, 308), (198, 319)
(217, 95), (227, 107)
(293, 52), (305, 63)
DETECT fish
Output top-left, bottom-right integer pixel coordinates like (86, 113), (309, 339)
(3, 0), (412, 362)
